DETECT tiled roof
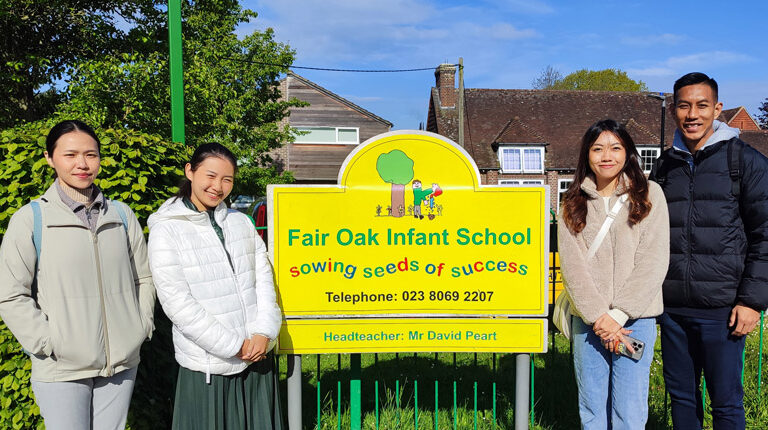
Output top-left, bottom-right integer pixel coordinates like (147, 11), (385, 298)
(493, 117), (546, 144)
(720, 107), (741, 123)
(741, 130), (768, 156)
(429, 88), (675, 171)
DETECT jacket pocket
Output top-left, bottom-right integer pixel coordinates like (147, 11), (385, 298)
(48, 305), (105, 372)
(104, 290), (147, 368)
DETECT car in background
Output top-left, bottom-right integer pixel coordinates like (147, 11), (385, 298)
(230, 195), (255, 212)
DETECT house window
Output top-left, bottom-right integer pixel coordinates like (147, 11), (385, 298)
(294, 127), (360, 145)
(557, 179), (573, 212)
(499, 179), (544, 185)
(638, 147), (660, 173)
(498, 146), (544, 173)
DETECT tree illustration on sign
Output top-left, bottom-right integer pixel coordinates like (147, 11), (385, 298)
(376, 150), (414, 218)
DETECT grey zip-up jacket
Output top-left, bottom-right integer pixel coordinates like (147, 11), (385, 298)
(0, 184), (155, 382)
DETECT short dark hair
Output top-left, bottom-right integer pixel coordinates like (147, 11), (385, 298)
(175, 142), (238, 200)
(46, 120), (101, 155)
(673, 72), (718, 104)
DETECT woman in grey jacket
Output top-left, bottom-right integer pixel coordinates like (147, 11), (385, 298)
(0, 120), (155, 430)
(558, 119), (669, 429)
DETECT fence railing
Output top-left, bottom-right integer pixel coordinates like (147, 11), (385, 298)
(275, 219), (766, 429)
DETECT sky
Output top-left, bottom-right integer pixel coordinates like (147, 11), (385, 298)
(240, 0), (768, 130)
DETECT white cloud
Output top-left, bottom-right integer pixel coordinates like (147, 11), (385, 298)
(246, 0), (538, 66)
(628, 51), (755, 78)
(621, 33), (684, 46)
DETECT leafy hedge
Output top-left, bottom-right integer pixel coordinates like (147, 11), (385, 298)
(0, 120), (191, 429)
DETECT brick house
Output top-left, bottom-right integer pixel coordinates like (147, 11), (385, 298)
(720, 106), (761, 131)
(273, 72), (392, 183)
(426, 64), (768, 213)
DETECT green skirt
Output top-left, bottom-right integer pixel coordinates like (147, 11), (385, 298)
(172, 354), (284, 430)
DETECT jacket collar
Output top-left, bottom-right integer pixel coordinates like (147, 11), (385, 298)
(580, 173), (630, 199)
(40, 184), (123, 230)
(672, 119), (740, 156)
(147, 196), (230, 230)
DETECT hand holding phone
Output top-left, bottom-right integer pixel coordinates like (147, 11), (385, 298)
(615, 335), (644, 361)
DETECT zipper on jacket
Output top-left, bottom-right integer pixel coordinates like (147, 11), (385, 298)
(684, 160), (695, 305)
(214, 225), (249, 340)
(92, 232), (113, 376)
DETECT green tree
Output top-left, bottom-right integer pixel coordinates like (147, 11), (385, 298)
(757, 98), (768, 129)
(59, 1), (304, 197)
(376, 150), (414, 218)
(0, 0), (163, 128)
(548, 68), (648, 92)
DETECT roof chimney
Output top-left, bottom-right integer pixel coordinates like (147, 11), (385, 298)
(435, 64), (457, 108)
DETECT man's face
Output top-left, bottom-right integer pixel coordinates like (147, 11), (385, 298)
(673, 83), (723, 152)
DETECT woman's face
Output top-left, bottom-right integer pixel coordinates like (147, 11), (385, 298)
(45, 131), (101, 190)
(185, 156), (235, 211)
(588, 131), (626, 186)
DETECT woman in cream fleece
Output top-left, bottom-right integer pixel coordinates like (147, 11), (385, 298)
(558, 119), (669, 429)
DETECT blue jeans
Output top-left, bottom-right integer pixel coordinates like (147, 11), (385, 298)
(659, 312), (746, 430)
(572, 316), (657, 430)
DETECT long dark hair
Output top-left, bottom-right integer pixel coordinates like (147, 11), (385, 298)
(562, 119), (651, 234)
(175, 142), (238, 200)
(46, 120), (101, 155)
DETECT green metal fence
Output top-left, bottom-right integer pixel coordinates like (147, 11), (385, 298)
(275, 227), (765, 429)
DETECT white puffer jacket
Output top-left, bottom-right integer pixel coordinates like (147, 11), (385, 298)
(147, 197), (282, 376)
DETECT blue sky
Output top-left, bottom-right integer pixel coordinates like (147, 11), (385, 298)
(241, 0), (768, 130)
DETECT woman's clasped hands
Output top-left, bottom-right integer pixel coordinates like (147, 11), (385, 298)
(593, 313), (635, 355)
(237, 334), (271, 362)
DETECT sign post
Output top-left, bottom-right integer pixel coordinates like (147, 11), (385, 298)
(269, 131), (549, 428)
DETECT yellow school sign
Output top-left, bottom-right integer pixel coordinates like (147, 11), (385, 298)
(268, 131), (549, 353)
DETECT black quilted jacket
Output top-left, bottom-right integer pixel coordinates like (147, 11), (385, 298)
(651, 137), (768, 311)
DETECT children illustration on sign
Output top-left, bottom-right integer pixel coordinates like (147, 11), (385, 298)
(375, 149), (443, 220)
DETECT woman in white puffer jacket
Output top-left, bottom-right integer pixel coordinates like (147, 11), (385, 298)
(147, 143), (283, 430)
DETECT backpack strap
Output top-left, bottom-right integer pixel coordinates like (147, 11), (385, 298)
(650, 150), (667, 185)
(111, 200), (130, 234)
(727, 139), (743, 198)
(30, 201), (42, 261)
(29, 201), (43, 303)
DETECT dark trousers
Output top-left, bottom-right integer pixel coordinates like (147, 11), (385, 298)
(659, 312), (746, 430)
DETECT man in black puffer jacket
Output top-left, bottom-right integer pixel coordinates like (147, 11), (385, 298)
(651, 72), (768, 429)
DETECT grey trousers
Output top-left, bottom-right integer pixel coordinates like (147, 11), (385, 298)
(31, 367), (137, 430)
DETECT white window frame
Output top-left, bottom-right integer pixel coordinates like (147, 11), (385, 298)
(293, 126), (360, 145)
(498, 146), (545, 174)
(499, 179), (544, 185)
(638, 147), (661, 173)
(557, 179), (573, 212)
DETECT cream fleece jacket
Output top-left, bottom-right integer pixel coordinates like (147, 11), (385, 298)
(557, 175), (669, 326)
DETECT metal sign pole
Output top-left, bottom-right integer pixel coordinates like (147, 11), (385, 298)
(287, 354), (302, 429)
(515, 353), (531, 429)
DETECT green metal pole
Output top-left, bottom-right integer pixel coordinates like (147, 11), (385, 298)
(434, 380), (439, 430)
(375, 381), (379, 430)
(758, 311), (764, 398)
(415, 380), (419, 429)
(350, 354), (362, 430)
(168, 0), (185, 144)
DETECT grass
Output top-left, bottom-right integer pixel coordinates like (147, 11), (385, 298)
(275, 321), (767, 429)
